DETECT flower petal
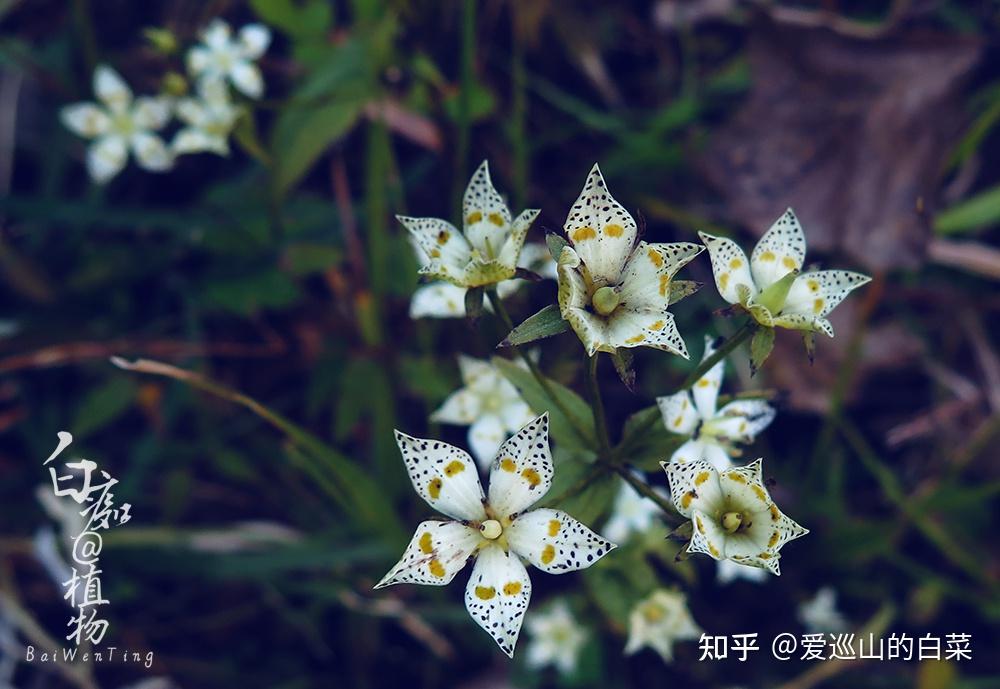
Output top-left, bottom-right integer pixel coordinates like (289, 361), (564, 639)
(563, 164), (637, 285)
(750, 208), (807, 289)
(497, 208), (539, 270)
(172, 128), (228, 156)
(175, 98), (209, 127)
(458, 354), (499, 392)
(617, 241), (704, 310)
(782, 270), (872, 320)
(498, 398), (534, 433)
(691, 336), (724, 419)
(712, 399), (776, 442)
(202, 19), (232, 50)
(86, 136), (128, 183)
(60, 103), (110, 138)
(186, 47), (212, 77)
(409, 283), (467, 318)
(606, 309), (688, 357)
(717, 559), (768, 583)
(657, 392), (698, 436)
(93, 65), (132, 112)
(487, 413), (552, 517)
(689, 509), (728, 560)
(507, 508), (616, 574)
(464, 543), (532, 657)
(698, 231), (755, 305)
(463, 160), (513, 256)
(701, 442), (734, 471)
(230, 61), (264, 99)
(130, 132), (173, 171)
(393, 430), (487, 521)
(238, 23), (272, 59)
(398, 215), (471, 282)
(469, 414), (506, 470)
(668, 438), (708, 464)
(430, 388), (482, 426)
(132, 96), (172, 130)
(661, 459), (723, 517)
(374, 520), (479, 588)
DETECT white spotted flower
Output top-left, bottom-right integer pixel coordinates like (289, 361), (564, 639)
(557, 164), (703, 357)
(624, 589), (702, 662)
(602, 476), (666, 544)
(431, 355), (534, 469)
(411, 242), (557, 319)
(798, 587), (848, 633)
(525, 600), (589, 675)
(662, 458), (808, 574)
(172, 77), (242, 156)
(398, 161), (539, 289)
(375, 413), (616, 657)
(699, 209), (871, 336)
(187, 20), (271, 99)
(657, 336), (775, 471)
(60, 65), (172, 183)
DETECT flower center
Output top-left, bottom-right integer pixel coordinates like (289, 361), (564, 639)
(480, 519), (503, 540)
(591, 286), (620, 316)
(721, 511), (744, 534)
(642, 602), (666, 623)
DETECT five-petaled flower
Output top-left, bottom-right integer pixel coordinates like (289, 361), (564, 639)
(662, 458), (807, 574)
(602, 475), (667, 544)
(624, 589), (702, 662)
(525, 600), (589, 675)
(172, 76), (242, 156)
(557, 164), (703, 357)
(410, 243), (556, 319)
(60, 65), (173, 183)
(375, 413), (616, 657)
(187, 20), (271, 99)
(398, 161), (540, 290)
(657, 336), (775, 471)
(431, 355), (535, 469)
(699, 209), (871, 337)
(797, 586), (849, 633)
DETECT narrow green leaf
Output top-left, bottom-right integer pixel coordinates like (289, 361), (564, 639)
(72, 377), (137, 438)
(610, 349), (636, 392)
(668, 279), (701, 305)
(546, 232), (569, 262)
(500, 304), (569, 347)
(934, 184), (1000, 235)
(491, 357), (595, 449)
(750, 326), (775, 376)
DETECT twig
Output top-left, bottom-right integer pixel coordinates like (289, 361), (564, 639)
(337, 590), (455, 660)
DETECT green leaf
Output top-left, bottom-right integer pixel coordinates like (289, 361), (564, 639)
(271, 99), (363, 199)
(934, 183), (1000, 235)
(202, 268), (301, 316)
(610, 349), (636, 392)
(619, 405), (685, 471)
(750, 326), (775, 376)
(464, 285), (484, 320)
(499, 304), (569, 347)
(281, 243), (341, 275)
(231, 110), (271, 166)
(491, 357), (595, 449)
(668, 279), (701, 305)
(546, 232), (569, 262)
(249, 0), (333, 40)
(545, 447), (615, 524)
(72, 377), (137, 438)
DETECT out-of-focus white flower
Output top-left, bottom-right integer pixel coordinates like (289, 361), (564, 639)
(602, 476), (666, 544)
(662, 458), (808, 575)
(716, 559), (768, 584)
(430, 355), (534, 470)
(399, 161), (539, 289)
(557, 164), (702, 357)
(172, 76), (242, 156)
(657, 336), (775, 471)
(699, 209), (870, 336)
(410, 242), (556, 319)
(525, 600), (588, 675)
(60, 65), (173, 183)
(187, 19), (270, 99)
(34, 484), (85, 600)
(624, 589), (702, 662)
(375, 414), (616, 657)
(798, 587), (848, 633)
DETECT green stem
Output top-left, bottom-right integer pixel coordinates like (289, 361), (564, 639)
(611, 464), (683, 526)
(486, 289), (593, 445)
(453, 0), (475, 217)
(587, 354), (612, 454)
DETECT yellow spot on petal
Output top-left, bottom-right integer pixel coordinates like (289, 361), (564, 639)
(813, 298), (825, 314)
(680, 491), (695, 509)
(572, 227), (596, 241)
(695, 471), (710, 486)
(548, 519), (561, 537)
(428, 477), (442, 499)
(475, 585), (496, 600)
(728, 473), (747, 484)
(695, 516), (705, 534)
(500, 457), (516, 472)
(428, 559), (445, 578)
(720, 273), (730, 290)
(444, 460), (466, 477)
(521, 468), (541, 487)
(625, 334), (645, 344)
(697, 379), (710, 388)
(768, 531), (780, 548)
(541, 544), (556, 564)
(708, 543), (720, 557)
(739, 421), (748, 433)
(648, 249), (663, 267)
(759, 250), (776, 262)
(436, 230), (451, 245)
(466, 211), (482, 224)
(730, 258), (743, 269)
(752, 485), (768, 502)
(650, 320), (665, 331)
(782, 256), (797, 270)
(488, 212), (505, 226)
(759, 552), (772, 559)
(603, 223), (624, 237)
(503, 581), (522, 596)
(807, 279), (820, 292)
(419, 532), (433, 554)
(770, 504), (780, 521)
(430, 248), (441, 258)
(672, 416), (684, 429)
(659, 274), (670, 296)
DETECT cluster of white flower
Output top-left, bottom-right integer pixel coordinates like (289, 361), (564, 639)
(60, 19), (270, 183)
(377, 161), (870, 661)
